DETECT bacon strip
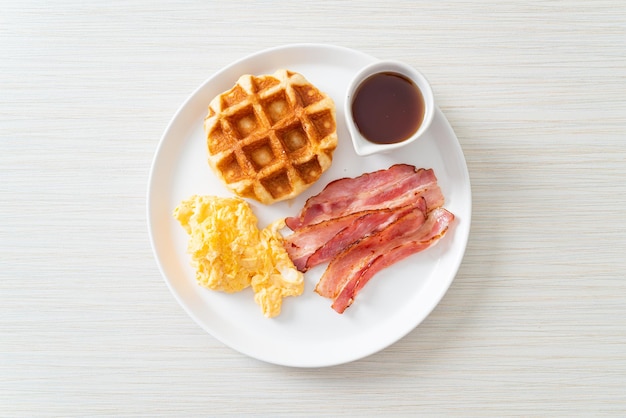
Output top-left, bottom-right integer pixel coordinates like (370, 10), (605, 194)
(284, 211), (368, 271)
(285, 197), (426, 272)
(282, 163), (455, 314)
(321, 207), (455, 313)
(286, 164), (416, 230)
(285, 165), (439, 230)
(315, 209), (428, 298)
(305, 200), (425, 271)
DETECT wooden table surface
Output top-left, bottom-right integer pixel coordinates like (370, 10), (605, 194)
(2, 1), (625, 416)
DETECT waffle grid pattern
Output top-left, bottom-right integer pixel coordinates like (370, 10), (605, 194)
(204, 69), (337, 204)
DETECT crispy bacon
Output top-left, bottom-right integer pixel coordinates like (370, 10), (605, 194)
(284, 211), (367, 271)
(332, 208), (454, 313)
(321, 207), (455, 313)
(305, 200), (425, 271)
(285, 164), (416, 230)
(284, 198), (427, 272)
(282, 163), (456, 314)
(285, 165), (440, 230)
(315, 209), (428, 298)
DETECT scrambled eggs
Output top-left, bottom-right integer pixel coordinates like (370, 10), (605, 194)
(173, 195), (304, 318)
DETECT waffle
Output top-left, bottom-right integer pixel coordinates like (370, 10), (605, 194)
(204, 69), (338, 204)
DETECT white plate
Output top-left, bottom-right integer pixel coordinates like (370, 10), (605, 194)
(147, 44), (471, 368)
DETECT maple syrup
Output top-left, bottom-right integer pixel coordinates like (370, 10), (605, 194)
(351, 72), (425, 145)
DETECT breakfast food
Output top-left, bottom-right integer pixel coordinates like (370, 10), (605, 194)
(174, 195), (258, 293)
(284, 165), (444, 270)
(319, 207), (454, 314)
(282, 164), (454, 313)
(251, 219), (305, 318)
(284, 199), (427, 272)
(285, 164), (443, 230)
(204, 69), (338, 204)
(173, 195), (303, 318)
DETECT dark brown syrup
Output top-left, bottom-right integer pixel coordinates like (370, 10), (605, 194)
(351, 72), (425, 144)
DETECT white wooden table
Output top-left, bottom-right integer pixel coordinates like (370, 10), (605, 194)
(2, 1), (625, 416)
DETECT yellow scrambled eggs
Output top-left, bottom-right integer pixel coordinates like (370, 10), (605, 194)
(173, 195), (304, 318)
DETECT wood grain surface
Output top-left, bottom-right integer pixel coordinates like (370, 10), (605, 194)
(2, 1), (625, 416)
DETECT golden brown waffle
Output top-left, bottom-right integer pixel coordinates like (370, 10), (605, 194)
(204, 69), (338, 204)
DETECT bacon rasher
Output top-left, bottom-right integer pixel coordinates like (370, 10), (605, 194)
(285, 164), (416, 230)
(284, 198), (426, 272)
(315, 208), (428, 298)
(282, 164), (455, 314)
(284, 210), (366, 272)
(329, 207), (455, 313)
(285, 165), (442, 230)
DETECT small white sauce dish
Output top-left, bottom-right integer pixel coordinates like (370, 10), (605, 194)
(344, 60), (435, 156)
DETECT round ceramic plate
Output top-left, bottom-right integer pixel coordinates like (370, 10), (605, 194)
(147, 44), (471, 367)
